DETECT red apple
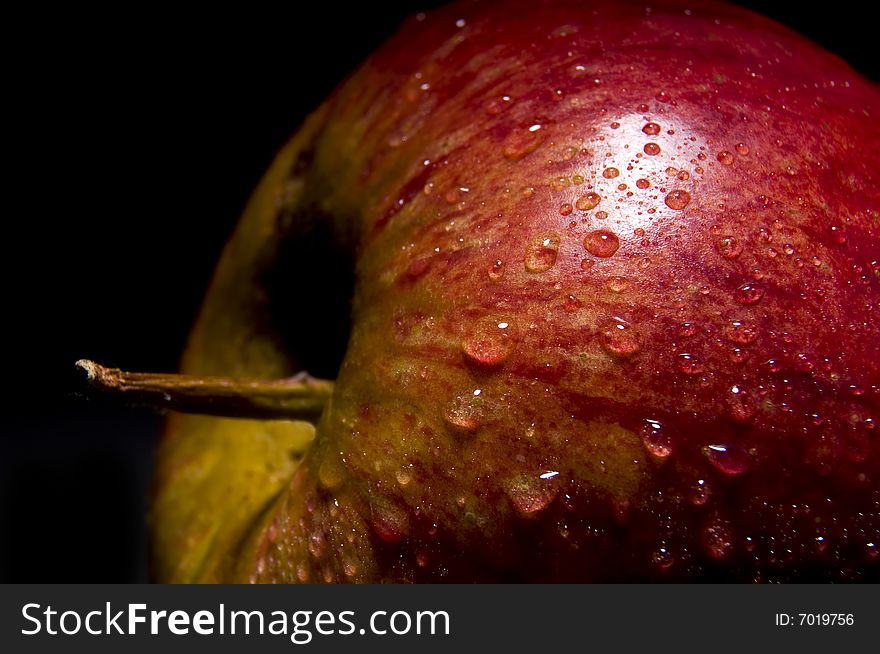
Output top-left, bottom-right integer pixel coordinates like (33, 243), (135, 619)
(150, 0), (879, 582)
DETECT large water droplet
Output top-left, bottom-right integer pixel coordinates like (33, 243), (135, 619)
(503, 124), (546, 160)
(318, 453), (346, 490)
(703, 444), (750, 475)
(371, 501), (410, 544)
(601, 319), (641, 358)
(584, 229), (620, 257)
(602, 167), (620, 179)
(679, 322), (699, 338)
(606, 275), (629, 293)
(308, 531), (325, 558)
(576, 192), (601, 211)
(727, 385), (756, 423)
(664, 189), (691, 210)
(461, 318), (514, 368)
(505, 472), (560, 515)
(343, 557), (360, 578)
(734, 283), (764, 305)
(641, 418), (673, 459)
(487, 259), (505, 281)
(701, 517), (734, 560)
(642, 122), (661, 135)
(444, 394), (483, 431)
(651, 546), (675, 571)
(396, 468), (412, 486)
(689, 478), (711, 506)
(525, 232), (561, 272)
(725, 320), (759, 344)
(716, 236), (743, 259)
(643, 142), (661, 156)
(717, 151), (734, 165)
(676, 353), (704, 375)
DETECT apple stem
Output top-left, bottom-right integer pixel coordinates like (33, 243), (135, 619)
(75, 359), (334, 421)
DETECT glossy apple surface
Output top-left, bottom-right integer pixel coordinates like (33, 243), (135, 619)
(152, 0), (879, 582)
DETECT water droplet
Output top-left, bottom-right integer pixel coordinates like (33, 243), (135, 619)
(576, 192), (601, 211)
(678, 322), (698, 338)
(716, 236), (743, 259)
(848, 384), (865, 397)
(444, 186), (469, 205)
(601, 319), (641, 358)
(525, 232), (561, 273)
(734, 283), (764, 305)
(703, 444), (750, 475)
(584, 229), (620, 257)
(725, 320), (758, 345)
(830, 225), (847, 245)
(643, 142), (661, 156)
(636, 178), (651, 189)
(676, 353), (704, 375)
(765, 358), (783, 373)
(606, 276), (629, 293)
(559, 202), (573, 216)
(602, 167), (620, 179)
(642, 122), (661, 135)
(595, 210), (608, 220)
(735, 142), (749, 155)
(610, 121), (620, 129)
(503, 125), (546, 160)
(461, 318), (514, 368)
(444, 394), (483, 431)
(664, 189), (691, 210)
(396, 468), (412, 486)
(505, 473), (560, 515)
(308, 531), (325, 558)
(794, 352), (815, 373)
(689, 478), (711, 506)
(371, 501), (410, 544)
(651, 547), (675, 571)
(655, 91), (671, 103)
(637, 103), (650, 112)
(701, 517), (734, 560)
(343, 558), (360, 578)
(727, 385), (756, 423)
(486, 94), (513, 115)
(318, 454), (346, 490)
(717, 150), (734, 165)
(487, 259), (504, 281)
(641, 419), (672, 459)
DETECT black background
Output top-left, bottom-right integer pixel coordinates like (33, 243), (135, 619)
(2, 2), (877, 582)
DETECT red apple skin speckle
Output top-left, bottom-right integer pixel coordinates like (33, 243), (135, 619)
(153, 0), (880, 582)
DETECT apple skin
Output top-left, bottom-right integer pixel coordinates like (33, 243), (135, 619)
(152, 0), (879, 582)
